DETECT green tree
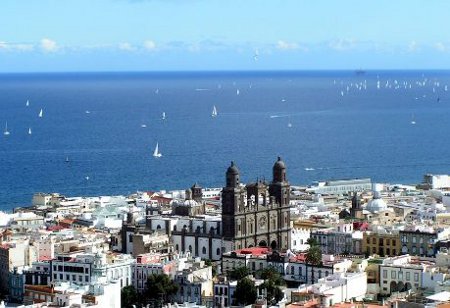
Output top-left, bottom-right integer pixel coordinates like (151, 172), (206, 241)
(144, 273), (179, 305)
(233, 277), (257, 306)
(258, 267), (285, 286)
(121, 285), (139, 308)
(228, 266), (250, 280)
(258, 267), (285, 305)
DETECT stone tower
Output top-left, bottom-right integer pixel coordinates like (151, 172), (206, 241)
(221, 158), (291, 251)
(350, 192), (363, 219)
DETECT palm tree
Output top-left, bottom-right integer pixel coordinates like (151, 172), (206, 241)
(305, 238), (322, 284)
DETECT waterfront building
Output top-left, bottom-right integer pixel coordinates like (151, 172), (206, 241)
(305, 178), (372, 195)
(222, 157), (291, 251)
(423, 174), (450, 190)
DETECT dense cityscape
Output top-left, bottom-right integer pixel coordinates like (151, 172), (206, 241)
(0, 158), (450, 307)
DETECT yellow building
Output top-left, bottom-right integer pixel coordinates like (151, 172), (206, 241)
(362, 231), (400, 257)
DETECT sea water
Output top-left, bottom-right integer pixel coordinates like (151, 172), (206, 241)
(0, 70), (449, 209)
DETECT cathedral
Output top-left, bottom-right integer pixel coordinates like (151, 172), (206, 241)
(222, 157), (291, 251)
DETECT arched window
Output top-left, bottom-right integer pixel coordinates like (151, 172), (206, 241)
(202, 247), (206, 254)
(173, 225), (177, 231)
(175, 244), (179, 251)
(157, 225), (161, 230)
(188, 245), (192, 252)
(216, 248), (221, 256)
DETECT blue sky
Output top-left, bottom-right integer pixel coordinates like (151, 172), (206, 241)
(1, 0), (450, 72)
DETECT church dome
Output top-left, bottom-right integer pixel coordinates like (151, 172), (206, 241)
(227, 161), (240, 175)
(273, 156), (286, 170)
(366, 191), (387, 212)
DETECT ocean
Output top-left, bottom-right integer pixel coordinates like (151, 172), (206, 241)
(0, 70), (449, 210)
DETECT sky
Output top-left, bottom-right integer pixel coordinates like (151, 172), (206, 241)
(1, 0), (450, 72)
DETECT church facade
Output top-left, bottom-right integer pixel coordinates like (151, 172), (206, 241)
(222, 157), (291, 251)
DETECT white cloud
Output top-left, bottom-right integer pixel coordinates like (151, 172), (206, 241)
(435, 42), (448, 52)
(40, 38), (58, 52)
(0, 41), (34, 52)
(276, 40), (301, 51)
(329, 38), (356, 51)
(143, 40), (156, 51)
(118, 42), (136, 51)
(408, 40), (419, 52)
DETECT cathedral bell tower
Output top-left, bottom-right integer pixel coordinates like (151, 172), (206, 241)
(350, 192), (363, 219)
(222, 161), (241, 240)
(269, 157), (290, 206)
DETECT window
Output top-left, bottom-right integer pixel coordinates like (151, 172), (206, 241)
(392, 240), (396, 246)
(216, 248), (220, 256)
(202, 247), (206, 254)
(412, 236), (417, 243)
(406, 272), (410, 281)
(188, 245), (192, 252)
(391, 271), (396, 279)
(176, 244), (179, 251)
(414, 273), (419, 282)
(129, 234), (133, 242)
(383, 270), (387, 279)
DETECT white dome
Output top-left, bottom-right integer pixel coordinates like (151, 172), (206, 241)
(366, 193), (387, 213)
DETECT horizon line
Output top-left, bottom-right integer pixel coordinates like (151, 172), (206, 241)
(2, 68), (450, 75)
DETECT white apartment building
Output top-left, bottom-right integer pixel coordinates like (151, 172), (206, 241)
(297, 272), (367, 307)
(51, 252), (134, 288)
(379, 255), (430, 295)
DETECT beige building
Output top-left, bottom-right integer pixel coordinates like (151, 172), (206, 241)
(363, 230), (400, 257)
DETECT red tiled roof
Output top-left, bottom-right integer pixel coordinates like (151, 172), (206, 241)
(234, 247), (271, 256)
(290, 253), (307, 262)
(47, 225), (65, 231)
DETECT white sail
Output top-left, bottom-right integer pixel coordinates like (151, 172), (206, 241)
(162, 112), (166, 120)
(236, 89), (240, 95)
(38, 109), (43, 118)
(26, 100), (30, 107)
(411, 114), (416, 125)
(153, 142), (162, 158)
(28, 127), (32, 135)
(4, 122), (10, 136)
(211, 105), (217, 117)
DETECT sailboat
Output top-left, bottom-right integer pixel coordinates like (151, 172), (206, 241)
(38, 109), (43, 118)
(153, 142), (162, 158)
(162, 112), (166, 120)
(4, 122), (10, 136)
(65, 156), (70, 163)
(236, 89), (240, 95)
(411, 114), (416, 125)
(28, 128), (32, 135)
(211, 105), (218, 117)
(26, 100), (30, 107)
